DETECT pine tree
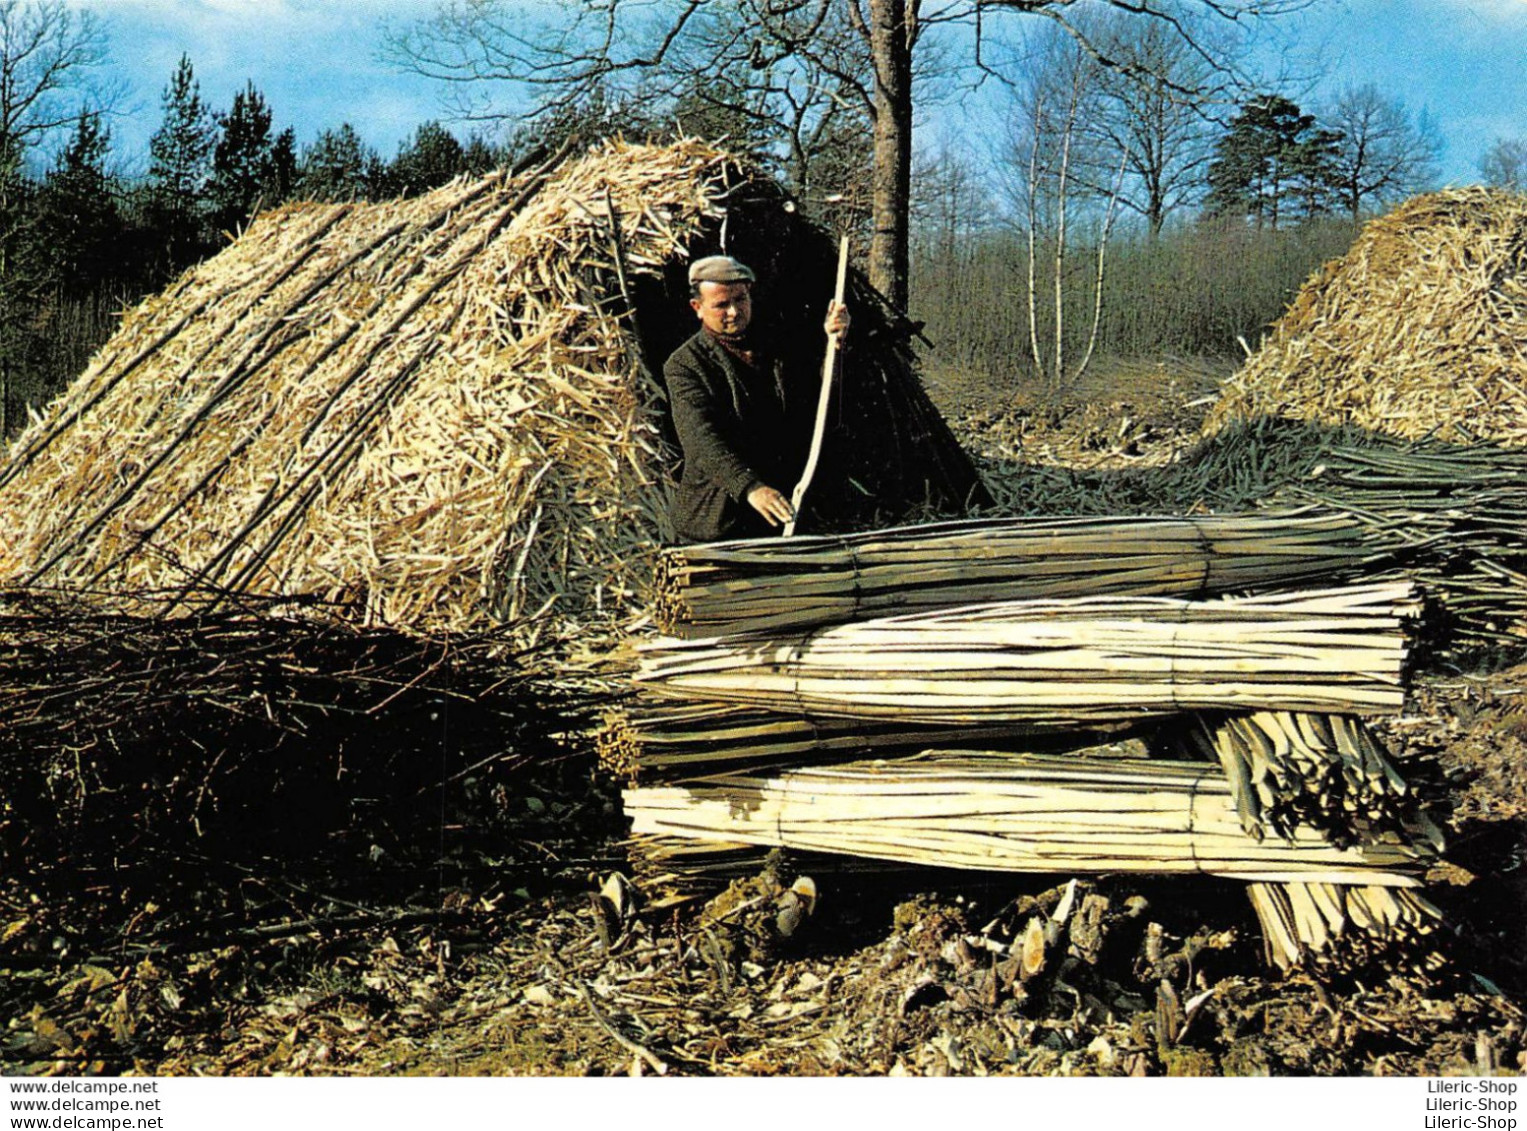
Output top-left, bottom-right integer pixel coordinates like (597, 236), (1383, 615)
(461, 134), (499, 177)
(36, 110), (121, 292)
(0, 134), (41, 436)
(266, 127), (298, 203)
(1204, 95), (1341, 229)
(209, 81), (274, 232)
(145, 54), (215, 268)
(388, 120), (465, 197)
(297, 123), (375, 201)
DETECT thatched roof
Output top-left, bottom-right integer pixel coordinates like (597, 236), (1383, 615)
(1206, 187), (1527, 445)
(0, 140), (983, 636)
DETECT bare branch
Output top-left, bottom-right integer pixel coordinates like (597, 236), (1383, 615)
(0, 0), (109, 149)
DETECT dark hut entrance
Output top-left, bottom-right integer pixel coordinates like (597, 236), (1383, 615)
(618, 174), (990, 539)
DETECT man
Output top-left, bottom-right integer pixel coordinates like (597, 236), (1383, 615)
(663, 255), (849, 544)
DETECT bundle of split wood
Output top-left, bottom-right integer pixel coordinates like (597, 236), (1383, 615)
(1247, 881), (1445, 973)
(0, 140), (979, 637)
(655, 508), (1388, 638)
(1207, 187), (1527, 447)
(1171, 711), (1444, 848)
(636, 582), (1418, 725)
(623, 751), (1434, 885)
(597, 698), (1135, 781)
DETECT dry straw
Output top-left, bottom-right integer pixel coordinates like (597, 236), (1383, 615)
(0, 140), (978, 637)
(1207, 187), (1527, 445)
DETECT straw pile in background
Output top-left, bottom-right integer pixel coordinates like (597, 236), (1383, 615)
(0, 140), (981, 639)
(1205, 187), (1527, 446)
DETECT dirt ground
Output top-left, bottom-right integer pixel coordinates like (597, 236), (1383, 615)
(4, 371), (1525, 1078)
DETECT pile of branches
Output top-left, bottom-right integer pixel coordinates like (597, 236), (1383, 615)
(0, 589), (592, 869)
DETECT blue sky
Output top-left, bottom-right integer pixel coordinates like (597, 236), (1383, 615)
(64, 0), (1527, 185)
(1272, 0), (1527, 185)
(76, 0), (459, 170)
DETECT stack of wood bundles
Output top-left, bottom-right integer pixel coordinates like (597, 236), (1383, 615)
(622, 517), (1445, 971)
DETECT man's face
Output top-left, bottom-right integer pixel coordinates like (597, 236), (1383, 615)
(691, 281), (753, 337)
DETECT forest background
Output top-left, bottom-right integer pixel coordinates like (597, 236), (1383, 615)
(3, 0), (1525, 438)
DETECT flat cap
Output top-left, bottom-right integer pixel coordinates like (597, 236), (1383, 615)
(688, 255), (756, 286)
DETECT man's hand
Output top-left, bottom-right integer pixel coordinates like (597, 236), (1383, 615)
(824, 300), (850, 340)
(747, 484), (795, 527)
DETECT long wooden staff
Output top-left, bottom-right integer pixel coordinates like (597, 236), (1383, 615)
(784, 234), (850, 538)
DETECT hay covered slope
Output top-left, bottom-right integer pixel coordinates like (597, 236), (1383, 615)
(0, 141), (979, 633)
(1207, 187), (1527, 444)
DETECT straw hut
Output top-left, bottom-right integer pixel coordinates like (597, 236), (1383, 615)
(0, 140), (984, 637)
(1206, 187), (1527, 445)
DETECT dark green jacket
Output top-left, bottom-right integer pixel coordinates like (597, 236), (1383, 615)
(663, 329), (815, 544)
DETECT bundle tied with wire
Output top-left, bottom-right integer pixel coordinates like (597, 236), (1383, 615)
(636, 582), (1419, 727)
(596, 697), (1141, 783)
(654, 509), (1390, 639)
(622, 750), (1435, 885)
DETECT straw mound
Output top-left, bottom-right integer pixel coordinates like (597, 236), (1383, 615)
(1205, 187), (1527, 444)
(0, 140), (980, 636)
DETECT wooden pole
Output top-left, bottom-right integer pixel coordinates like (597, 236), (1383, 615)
(785, 234), (851, 537)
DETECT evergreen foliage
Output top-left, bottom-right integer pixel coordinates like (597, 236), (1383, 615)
(386, 120), (467, 197)
(298, 123), (380, 201)
(146, 54), (217, 268)
(1204, 95), (1342, 229)
(37, 111), (121, 292)
(209, 81), (276, 233)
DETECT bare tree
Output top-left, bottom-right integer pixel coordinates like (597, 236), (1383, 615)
(0, 0), (108, 153)
(387, 0), (1309, 310)
(1001, 21), (1124, 391)
(1325, 82), (1441, 219)
(1480, 136), (1527, 191)
(912, 133), (989, 264)
(1081, 5), (1228, 235)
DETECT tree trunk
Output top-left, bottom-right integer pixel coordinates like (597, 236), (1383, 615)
(865, 0), (913, 311)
